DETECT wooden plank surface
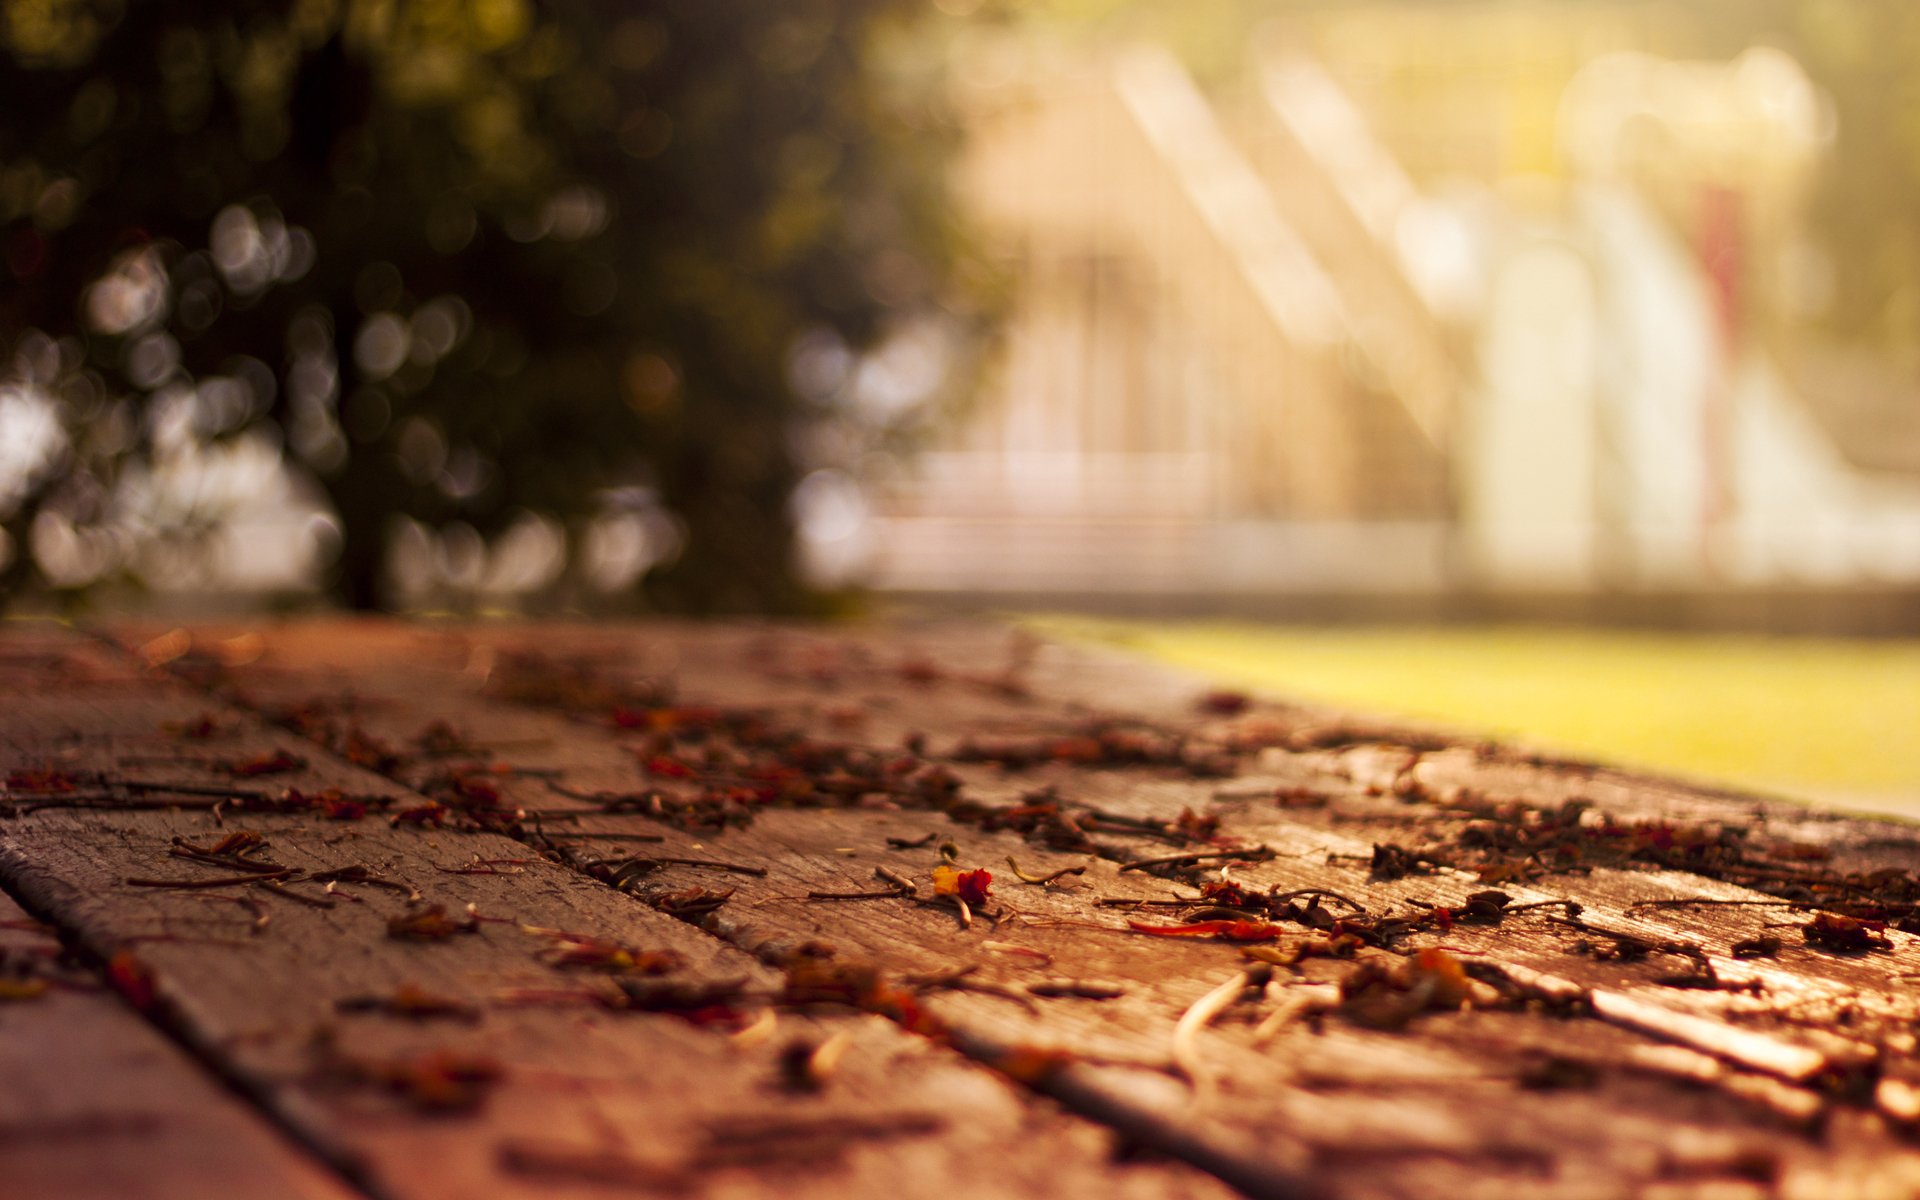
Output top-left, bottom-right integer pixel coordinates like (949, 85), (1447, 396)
(0, 887), (358, 1200)
(0, 622), (1236, 1200)
(9, 616), (1920, 1199)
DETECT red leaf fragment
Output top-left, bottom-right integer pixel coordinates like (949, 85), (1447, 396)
(5, 768), (81, 793)
(642, 754), (695, 780)
(1198, 880), (1254, 908)
(106, 951), (157, 1011)
(223, 750), (306, 778)
(613, 705), (725, 732)
(391, 802), (450, 828)
(1127, 919), (1284, 943)
(317, 792), (370, 820)
(931, 866), (992, 907)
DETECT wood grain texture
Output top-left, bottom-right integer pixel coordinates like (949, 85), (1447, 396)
(0, 622), (1236, 1200)
(0, 887), (358, 1200)
(95, 616), (1920, 1200)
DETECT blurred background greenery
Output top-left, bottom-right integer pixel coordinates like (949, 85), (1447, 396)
(1031, 614), (1920, 816)
(5, 2), (1919, 808)
(1, 0), (992, 612)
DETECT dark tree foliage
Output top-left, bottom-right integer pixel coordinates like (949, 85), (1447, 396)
(0, 0), (976, 610)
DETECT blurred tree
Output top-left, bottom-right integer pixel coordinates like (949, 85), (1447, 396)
(1755, 2), (1920, 353)
(0, 0), (983, 609)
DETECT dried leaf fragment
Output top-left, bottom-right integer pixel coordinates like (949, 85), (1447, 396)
(1239, 933), (1363, 966)
(387, 906), (479, 941)
(178, 831), (268, 859)
(1337, 948), (1480, 1030)
(391, 802), (450, 828)
(363, 1049), (502, 1113)
(1803, 913), (1890, 954)
(1127, 919), (1285, 943)
(534, 930), (684, 975)
(931, 865), (992, 907)
(1732, 933), (1783, 960)
(654, 886), (735, 920)
(222, 750), (306, 777)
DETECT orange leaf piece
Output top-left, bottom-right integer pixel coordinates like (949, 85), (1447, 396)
(1127, 919), (1283, 943)
(931, 866), (992, 906)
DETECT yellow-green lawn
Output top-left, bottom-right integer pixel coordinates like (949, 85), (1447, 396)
(1028, 616), (1920, 817)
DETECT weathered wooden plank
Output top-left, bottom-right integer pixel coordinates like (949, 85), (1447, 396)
(0, 887), (359, 1200)
(0, 623), (1239, 1200)
(148, 616), (1920, 1200)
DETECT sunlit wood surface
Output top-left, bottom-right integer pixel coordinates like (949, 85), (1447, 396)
(4, 617), (1920, 1199)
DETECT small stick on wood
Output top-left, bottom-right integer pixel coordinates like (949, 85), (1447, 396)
(1625, 899), (1808, 914)
(1171, 966), (1271, 1097)
(308, 866), (422, 901)
(1006, 857), (1087, 886)
(1267, 887), (1364, 911)
(84, 778), (270, 800)
(1504, 899), (1584, 917)
(1028, 980), (1126, 1000)
(253, 880), (337, 909)
(875, 867), (916, 893)
(807, 887), (912, 901)
(12, 795), (231, 815)
(1251, 985), (1336, 1046)
(127, 870), (297, 889)
(1118, 847), (1274, 874)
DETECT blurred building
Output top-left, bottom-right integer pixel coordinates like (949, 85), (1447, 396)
(856, 10), (1920, 619)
